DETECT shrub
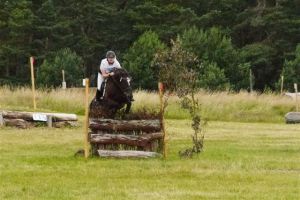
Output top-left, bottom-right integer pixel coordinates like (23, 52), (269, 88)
(37, 48), (84, 87)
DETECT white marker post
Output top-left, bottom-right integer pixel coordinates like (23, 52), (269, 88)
(294, 83), (298, 112)
(62, 70), (66, 89)
(280, 75), (284, 95)
(30, 57), (37, 110)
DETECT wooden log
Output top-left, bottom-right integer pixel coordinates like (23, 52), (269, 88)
(1, 111), (77, 121)
(90, 132), (163, 147)
(285, 112), (300, 124)
(97, 150), (161, 158)
(89, 119), (161, 132)
(53, 121), (78, 128)
(3, 119), (32, 129)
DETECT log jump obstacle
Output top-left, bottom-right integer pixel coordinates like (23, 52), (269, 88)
(0, 111), (78, 129)
(84, 82), (166, 158)
(88, 118), (163, 158)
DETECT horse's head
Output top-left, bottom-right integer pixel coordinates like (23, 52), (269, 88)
(109, 68), (134, 113)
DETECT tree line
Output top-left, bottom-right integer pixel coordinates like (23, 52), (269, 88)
(0, 0), (299, 91)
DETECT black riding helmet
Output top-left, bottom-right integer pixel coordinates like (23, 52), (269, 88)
(106, 50), (116, 58)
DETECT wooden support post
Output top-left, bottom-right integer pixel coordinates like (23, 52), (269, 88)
(280, 75), (284, 95)
(84, 78), (90, 158)
(47, 115), (53, 128)
(159, 82), (166, 158)
(294, 83), (298, 112)
(0, 113), (4, 127)
(30, 57), (37, 110)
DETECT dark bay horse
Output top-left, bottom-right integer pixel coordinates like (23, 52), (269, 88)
(89, 68), (133, 118)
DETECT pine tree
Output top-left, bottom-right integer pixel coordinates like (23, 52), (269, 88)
(123, 31), (165, 90)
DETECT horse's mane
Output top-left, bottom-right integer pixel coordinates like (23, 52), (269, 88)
(112, 68), (129, 77)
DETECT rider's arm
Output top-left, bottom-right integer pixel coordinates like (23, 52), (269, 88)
(100, 59), (114, 77)
(101, 69), (113, 77)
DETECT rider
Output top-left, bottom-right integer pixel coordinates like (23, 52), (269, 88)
(96, 50), (122, 101)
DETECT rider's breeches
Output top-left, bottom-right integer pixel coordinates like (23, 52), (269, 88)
(96, 73), (106, 100)
(97, 73), (103, 90)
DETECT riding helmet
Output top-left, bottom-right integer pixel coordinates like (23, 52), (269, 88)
(106, 51), (116, 58)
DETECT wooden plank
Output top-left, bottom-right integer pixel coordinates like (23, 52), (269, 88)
(1, 111), (77, 121)
(90, 132), (163, 147)
(97, 150), (161, 158)
(89, 119), (161, 132)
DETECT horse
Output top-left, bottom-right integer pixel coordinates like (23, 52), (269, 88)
(89, 68), (133, 118)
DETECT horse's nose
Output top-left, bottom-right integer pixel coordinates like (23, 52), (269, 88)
(130, 96), (134, 102)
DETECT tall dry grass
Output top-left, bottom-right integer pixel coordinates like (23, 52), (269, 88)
(0, 86), (296, 123)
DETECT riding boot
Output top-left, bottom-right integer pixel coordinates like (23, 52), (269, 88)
(96, 82), (105, 101)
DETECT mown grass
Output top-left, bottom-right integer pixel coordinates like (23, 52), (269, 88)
(0, 120), (299, 200)
(0, 86), (296, 123)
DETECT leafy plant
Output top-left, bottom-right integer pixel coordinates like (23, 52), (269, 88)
(154, 38), (206, 158)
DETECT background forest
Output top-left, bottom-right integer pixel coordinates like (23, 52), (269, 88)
(0, 0), (299, 91)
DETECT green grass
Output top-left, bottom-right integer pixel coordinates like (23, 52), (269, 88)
(1, 120), (299, 200)
(0, 87), (297, 123)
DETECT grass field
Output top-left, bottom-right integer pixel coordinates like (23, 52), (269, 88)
(0, 86), (297, 123)
(1, 120), (299, 200)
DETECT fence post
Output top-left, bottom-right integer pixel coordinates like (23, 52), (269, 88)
(62, 70), (66, 89)
(47, 115), (53, 128)
(249, 69), (253, 94)
(30, 57), (37, 110)
(294, 83), (298, 112)
(84, 78), (90, 158)
(280, 75), (284, 95)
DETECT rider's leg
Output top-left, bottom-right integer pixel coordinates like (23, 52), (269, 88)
(96, 73), (103, 101)
(99, 81), (105, 99)
(96, 81), (106, 101)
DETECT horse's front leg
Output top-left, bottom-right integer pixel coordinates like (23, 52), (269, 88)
(125, 102), (131, 113)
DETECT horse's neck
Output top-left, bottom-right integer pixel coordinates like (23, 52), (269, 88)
(104, 78), (121, 97)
